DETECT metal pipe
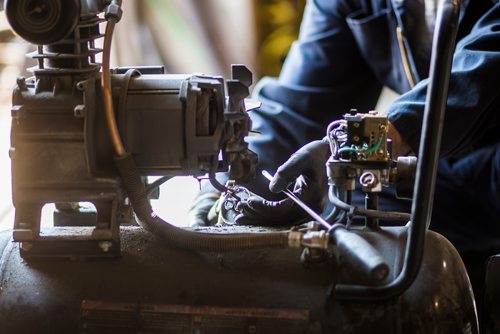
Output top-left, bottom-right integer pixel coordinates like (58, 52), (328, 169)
(328, 187), (411, 221)
(365, 193), (379, 229)
(334, 0), (460, 301)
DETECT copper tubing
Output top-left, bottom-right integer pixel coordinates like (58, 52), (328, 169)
(102, 18), (126, 157)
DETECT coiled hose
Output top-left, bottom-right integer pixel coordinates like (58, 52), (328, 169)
(115, 154), (290, 251)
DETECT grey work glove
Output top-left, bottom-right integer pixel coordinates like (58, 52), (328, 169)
(188, 191), (220, 227)
(235, 139), (330, 226)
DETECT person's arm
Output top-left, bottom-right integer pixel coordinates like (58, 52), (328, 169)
(189, 0), (384, 225)
(248, 0), (383, 195)
(388, 4), (500, 157)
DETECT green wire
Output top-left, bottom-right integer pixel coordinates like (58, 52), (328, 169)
(337, 147), (358, 154)
(367, 137), (383, 154)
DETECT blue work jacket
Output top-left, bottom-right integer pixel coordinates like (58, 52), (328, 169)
(248, 0), (500, 252)
(251, 0), (498, 164)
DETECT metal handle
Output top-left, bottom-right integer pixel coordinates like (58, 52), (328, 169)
(330, 225), (389, 282)
(334, 0), (461, 301)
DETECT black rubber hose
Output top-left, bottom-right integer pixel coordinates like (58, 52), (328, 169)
(115, 154), (290, 252)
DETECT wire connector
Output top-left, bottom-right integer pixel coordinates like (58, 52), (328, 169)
(105, 1), (123, 22)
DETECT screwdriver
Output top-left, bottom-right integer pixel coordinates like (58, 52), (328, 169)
(261, 170), (389, 282)
(261, 170), (332, 230)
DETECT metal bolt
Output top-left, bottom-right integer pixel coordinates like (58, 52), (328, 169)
(76, 81), (87, 91)
(353, 136), (360, 142)
(353, 122), (360, 128)
(74, 105), (86, 118)
(98, 241), (112, 252)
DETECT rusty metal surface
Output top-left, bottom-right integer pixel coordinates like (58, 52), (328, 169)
(0, 227), (332, 333)
(0, 227), (478, 333)
(81, 300), (311, 333)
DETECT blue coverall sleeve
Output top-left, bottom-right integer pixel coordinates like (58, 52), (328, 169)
(387, 3), (500, 156)
(249, 0), (383, 192)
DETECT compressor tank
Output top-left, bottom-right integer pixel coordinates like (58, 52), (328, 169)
(0, 226), (477, 333)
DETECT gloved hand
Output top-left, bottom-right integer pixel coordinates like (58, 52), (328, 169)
(188, 191), (220, 226)
(235, 139), (331, 226)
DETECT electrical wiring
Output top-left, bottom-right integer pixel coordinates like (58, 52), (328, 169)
(325, 188), (348, 224)
(326, 120), (347, 156)
(337, 147), (358, 155)
(367, 137), (383, 154)
(326, 120), (346, 138)
(327, 118), (386, 161)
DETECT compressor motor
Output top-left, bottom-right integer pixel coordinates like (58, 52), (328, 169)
(6, 0), (257, 258)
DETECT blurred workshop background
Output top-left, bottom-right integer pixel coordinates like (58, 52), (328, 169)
(0, 0), (306, 230)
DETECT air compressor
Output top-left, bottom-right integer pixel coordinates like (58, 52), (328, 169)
(0, 0), (480, 333)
